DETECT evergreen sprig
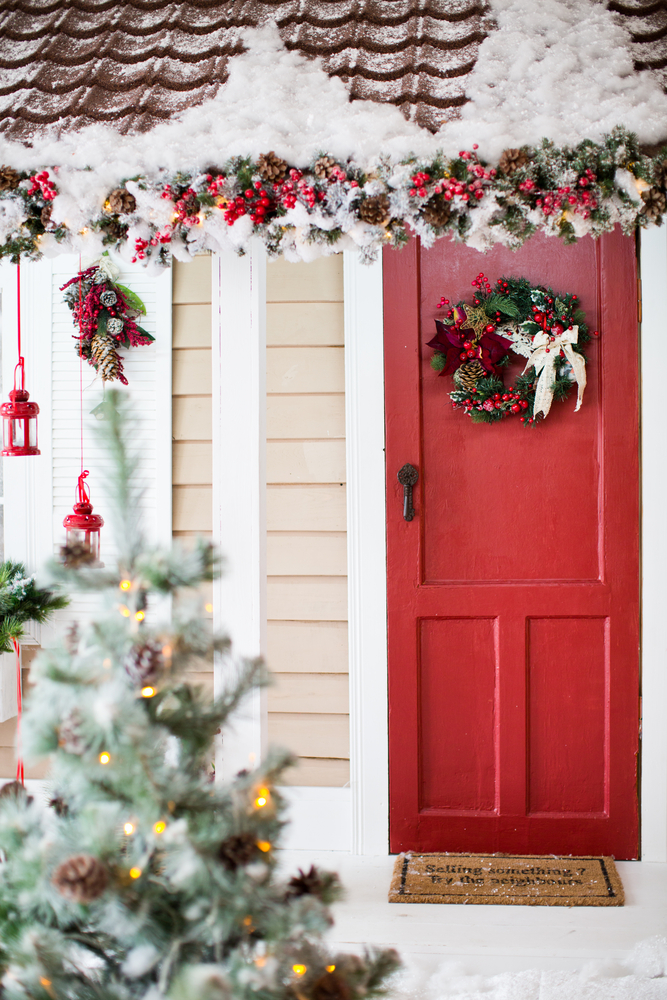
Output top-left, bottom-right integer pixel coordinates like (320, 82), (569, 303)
(0, 561), (68, 653)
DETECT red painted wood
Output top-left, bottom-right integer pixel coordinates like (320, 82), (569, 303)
(384, 230), (640, 858)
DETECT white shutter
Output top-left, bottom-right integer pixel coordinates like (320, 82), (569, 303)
(2, 255), (172, 646)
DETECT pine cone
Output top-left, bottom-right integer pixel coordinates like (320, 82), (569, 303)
(257, 151), (288, 182)
(58, 711), (86, 755)
(286, 865), (332, 900)
(90, 333), (123, 382)
(641, 187), (667, 222)
(454, 359), (486, 390)
(103, 218), (127, 242)
(125, 640), (164, 685)
(52, 854), (108, 903)
(313, 156), (338, 179)
(0, 780), (31, 804)
(218, 832), (259, 870)
(421, 194), (451, 228)
(498, 148), (529, 175)
(311, 972), (351, 1000)
(60, 540), (96, 568)
(107, 188), (137, 215)
(359, 194), (391, 226)
(40, 204), (53, 228)
(0, 166), (20, 192)
(49, 795), (69, 817)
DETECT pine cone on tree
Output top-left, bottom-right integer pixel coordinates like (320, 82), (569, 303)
(52, 854), (109, 903)
(498, 148), (529, 175)
(641, 187), (667, 222)
(40, 204), (53, 229)
(0, 166), (20, 191)
(359, 194), (391, 226)
(58, 711), (86, 755)
(257, 152), (288, 182)
(421, 194), (451, 228)
(107, 188), (137, 214)
(0, 780), (32, 804)
(285, 865), (339, 902)
(125, 639), (164, 685)
(60, 540), (97, 568)
(218, 832), (259, 870)
(454, 359), (486, 390)
(49, 795), (69, 817)
(90, 333), (123, 382)
(103, 218), (128, 242)
(313, 156), (338, 180)
(311, 971), (351, 1000)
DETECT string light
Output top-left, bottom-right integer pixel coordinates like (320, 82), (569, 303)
(135, 611), (145, 622)
(129, 867), (142, 879)
(256, 841), (271, 853)
(39, 979), (52, 988)
(162, 645), (172, 658)
(254, 787), (269, 809)
(141, 686), (156, 698)
(102, 658), (111, 668)
(99, 752), (111, 765)
(153, 820), (166, 834)
(119, 606), (130, 617)
(326, 966), (336, 973)
(119, 580), (131, 591)
(292, 965), (307, 977)
(205, 603), (213, 613)
(124, 822), (135, 835)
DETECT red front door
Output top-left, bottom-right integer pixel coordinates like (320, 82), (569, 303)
(384, 229), (640, 859)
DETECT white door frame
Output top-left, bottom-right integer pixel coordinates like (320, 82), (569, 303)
(213, 230), (667, 859)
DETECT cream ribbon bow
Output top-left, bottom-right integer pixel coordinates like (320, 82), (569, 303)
(523, 325), (586, 420)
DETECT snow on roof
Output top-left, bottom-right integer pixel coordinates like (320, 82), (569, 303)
(0, 0), (493, 139)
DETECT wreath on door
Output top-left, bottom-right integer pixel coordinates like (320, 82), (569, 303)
(428, 273), (598, 425)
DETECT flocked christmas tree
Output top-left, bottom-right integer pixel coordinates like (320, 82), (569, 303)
(0, 391), (399, 1000)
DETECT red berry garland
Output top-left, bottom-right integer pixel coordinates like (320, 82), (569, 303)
(429, 273), (593, 426)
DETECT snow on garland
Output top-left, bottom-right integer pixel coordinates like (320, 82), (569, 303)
(429, 273), (594, 426)
(60, 258), (154, 385)
(0, 127), (664, 266)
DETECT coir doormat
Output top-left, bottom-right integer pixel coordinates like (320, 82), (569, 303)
(389, 853), (624, 906)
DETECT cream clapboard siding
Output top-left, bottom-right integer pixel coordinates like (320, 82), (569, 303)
(171, 255), (349, 785)
(172, 257), (214, 695)
(266, 256), (349, 787)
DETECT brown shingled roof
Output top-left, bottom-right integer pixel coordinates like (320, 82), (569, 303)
(0, 0), (664, 143)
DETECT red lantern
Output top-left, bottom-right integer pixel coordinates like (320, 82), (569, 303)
(1, 263), (39, 456)
(63, 471), (104, 566)
(1, 361), (39, 456)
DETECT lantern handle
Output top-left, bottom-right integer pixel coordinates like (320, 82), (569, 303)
(76, 470), (91, 505)
(12, 358), (25, 393)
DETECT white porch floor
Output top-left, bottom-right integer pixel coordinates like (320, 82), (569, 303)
(279, 851), (667, 994)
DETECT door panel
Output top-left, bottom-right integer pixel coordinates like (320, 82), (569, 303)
(384, 229), (639, 858)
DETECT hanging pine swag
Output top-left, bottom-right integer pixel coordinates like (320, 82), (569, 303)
(61, 259), (154, 385)
(429, 273), (596, 426)
(0, 561), (67, 653)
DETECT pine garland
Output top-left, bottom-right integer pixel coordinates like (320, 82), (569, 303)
(61, 259), (154, 384)
(0, 560), (68, 652)
(0, 127), (664, 264)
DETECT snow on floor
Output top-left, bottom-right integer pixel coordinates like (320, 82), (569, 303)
(278, 851), (667, 999)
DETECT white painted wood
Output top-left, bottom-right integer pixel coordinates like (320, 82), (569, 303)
(343, 251), (388, 856)
(1, 258), (54, 659)
(0, 652), (18, 723)
(212, 245), (268, 780)
(640, 224), (667, 863)
(280, 788), (351, 851)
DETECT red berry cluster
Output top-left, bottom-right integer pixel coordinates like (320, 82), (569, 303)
(458, 390), (530, 417)
(27, 171), (56, 201)
(409, 172), (431, 197)
(206, 174), (226, 197)
(520, 169), (598, 220)
(132, 229), (172, 261)
(275, 169), (327, 211)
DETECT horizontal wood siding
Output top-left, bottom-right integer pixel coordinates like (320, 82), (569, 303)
(266, 256), (349, 787)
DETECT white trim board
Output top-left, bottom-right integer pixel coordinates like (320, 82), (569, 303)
(639, 224), (667, 862)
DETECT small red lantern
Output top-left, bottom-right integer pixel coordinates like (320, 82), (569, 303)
(1, 360), (39, 456)
(63, 471), (104, 567)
